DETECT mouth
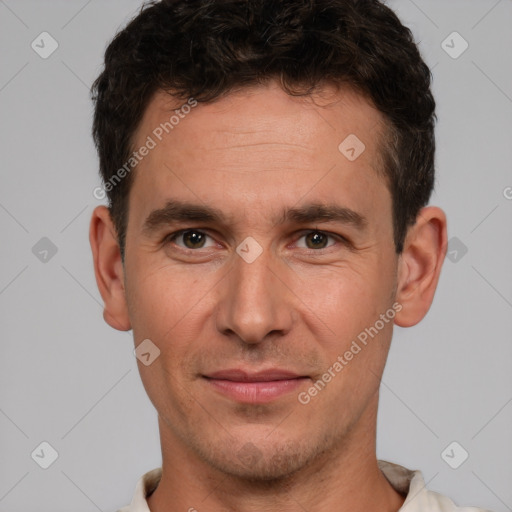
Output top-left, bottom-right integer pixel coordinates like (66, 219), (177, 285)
(202, 369), (310, 404)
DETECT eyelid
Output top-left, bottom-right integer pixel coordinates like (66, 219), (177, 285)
(292, 229), (346, 250)
(163, 227), (347, 253)
(163, 228), (217, 249)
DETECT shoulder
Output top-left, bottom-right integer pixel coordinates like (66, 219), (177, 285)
(378, 460), (493, 512)
(115, 467), (162, 512)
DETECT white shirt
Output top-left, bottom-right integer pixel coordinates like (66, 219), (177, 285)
(117, 460), (492, 512)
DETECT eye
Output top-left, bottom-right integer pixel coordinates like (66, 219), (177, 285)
(165, 229), (216, 250)
(295, 230), (339, 250)
(163, 228), (345, 253)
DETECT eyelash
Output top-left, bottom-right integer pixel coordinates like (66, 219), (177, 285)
(162, 228), (347, 253)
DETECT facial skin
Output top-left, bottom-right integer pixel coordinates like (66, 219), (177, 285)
(90, 81), (447, 512)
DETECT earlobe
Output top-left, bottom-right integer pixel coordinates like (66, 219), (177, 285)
(394, 206), (447, 328)
(89, 206), (132, 331)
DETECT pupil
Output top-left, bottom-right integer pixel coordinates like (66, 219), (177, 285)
(307, 231), (326, 249)
(185, 231), (204, 248)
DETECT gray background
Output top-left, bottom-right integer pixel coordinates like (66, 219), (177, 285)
(0, 0), (511, 511)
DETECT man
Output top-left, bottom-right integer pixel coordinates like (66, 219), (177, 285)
(89, 1), (490, 511)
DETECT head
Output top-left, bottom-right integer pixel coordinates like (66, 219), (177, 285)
(92, 0), (437, 261)
(90, 0), (447, 481)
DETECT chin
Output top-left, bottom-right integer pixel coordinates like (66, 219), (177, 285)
(194, 435), (326, 483)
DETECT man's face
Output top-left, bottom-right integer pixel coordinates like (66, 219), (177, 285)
(122, 82), (400, 479)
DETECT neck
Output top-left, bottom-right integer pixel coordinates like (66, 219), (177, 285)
(147, 395), (405, 512)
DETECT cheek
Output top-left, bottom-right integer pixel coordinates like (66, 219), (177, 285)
(127, 270), (201, 405)
(297, 259), (393, 334)
(126, 262), (221, 381)
(125, 263), (192, 342)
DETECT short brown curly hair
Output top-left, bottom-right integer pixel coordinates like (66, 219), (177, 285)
(92, 0), (436, 260)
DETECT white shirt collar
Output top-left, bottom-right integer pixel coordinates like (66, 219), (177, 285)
(117, 460), (491, 512)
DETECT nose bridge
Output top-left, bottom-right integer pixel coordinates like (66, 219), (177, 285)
(216, 241), (292, 344)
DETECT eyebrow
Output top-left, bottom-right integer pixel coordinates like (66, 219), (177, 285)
(141, 199), (367, 236)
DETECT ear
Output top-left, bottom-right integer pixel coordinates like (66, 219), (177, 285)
(394, 206), (447, 327)
(89, 205), (131, 331)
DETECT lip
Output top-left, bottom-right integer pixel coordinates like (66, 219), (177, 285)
(202, 368), (310, 404)
(205, 369), (304, 382)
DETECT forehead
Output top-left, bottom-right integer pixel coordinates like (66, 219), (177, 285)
(136, 82), (385, 159)
(128, 81), (391, 233)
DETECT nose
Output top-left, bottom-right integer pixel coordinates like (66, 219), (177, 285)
(215, 244), (295, 345)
